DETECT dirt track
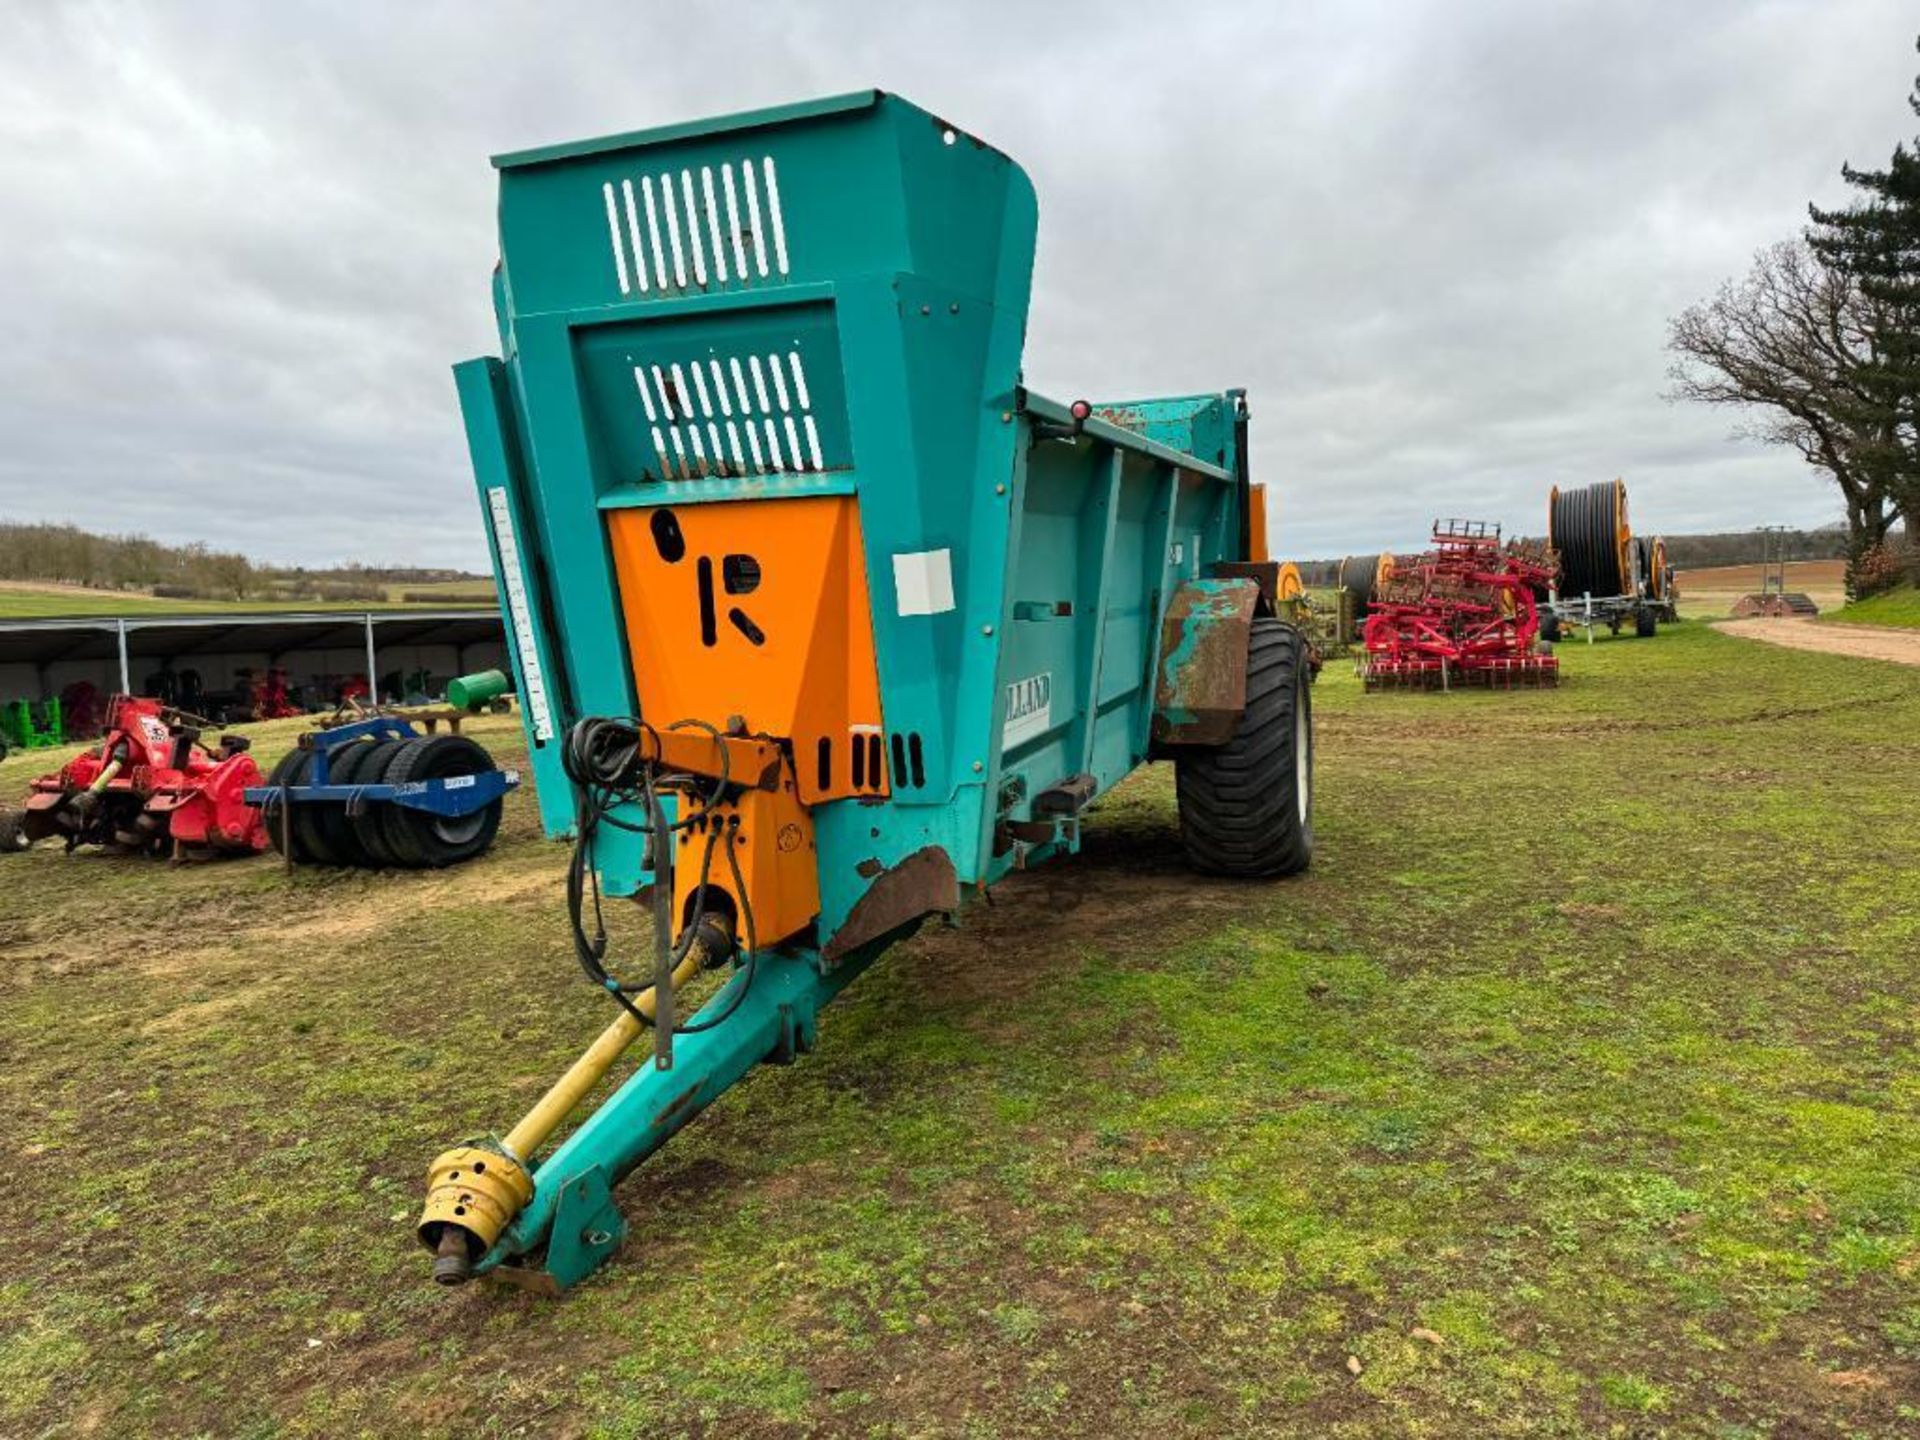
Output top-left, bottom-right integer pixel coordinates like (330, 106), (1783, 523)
(1714, 616), (1920, 667)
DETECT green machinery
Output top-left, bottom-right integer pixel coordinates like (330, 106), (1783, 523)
(0, 699), (64, 753)
(421, 90), (1314, 1291)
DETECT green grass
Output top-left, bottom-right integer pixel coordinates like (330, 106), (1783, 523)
(381, 579), (497, 604)
(0, 588), (249, 618)
(0, 587), (494, 619)
(2, 627), (1918, 1436)
(1827, 583), (1920, 629)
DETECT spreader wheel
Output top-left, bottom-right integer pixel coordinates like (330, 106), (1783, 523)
(1175, 618), (1313, 878)
(377, 735), (503, 868)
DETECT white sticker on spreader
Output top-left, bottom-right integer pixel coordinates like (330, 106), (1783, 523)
(892, 548), (955, 616)
(487, 486), (554, 743)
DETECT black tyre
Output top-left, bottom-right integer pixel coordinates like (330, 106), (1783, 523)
(311, 740), (377, 866)
(262, 749), (321, 862)
(289, 748), (351, 865)
(1175, 618), (1313, 878)
(1635, 607), (1657, 638)
(318, 738), (403, 866)
(1539, 608), (1561, 644)
(262, 749), (299, 858)
(377, 735), (503, 869)
(348, 740), (410, 868)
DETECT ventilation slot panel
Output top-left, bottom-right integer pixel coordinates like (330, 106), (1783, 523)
(630, 347), (830, 480)
(601, 156), (793, 297)
(886, 732), (927, 790)
(848, 726), (885, 792)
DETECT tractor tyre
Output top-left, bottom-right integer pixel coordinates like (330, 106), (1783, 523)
(347, 740), (410, 868)
(377, 735), (503, 869)
(1634, 607), (1657, 638)
(1175, 618), (1313, 878)
(1539, 609), (1561, 644)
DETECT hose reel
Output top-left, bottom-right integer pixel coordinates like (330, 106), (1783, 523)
(1547, 479), (1634, 599)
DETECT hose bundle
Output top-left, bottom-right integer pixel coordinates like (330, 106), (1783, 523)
(1548, 480), (1631, 598)
(560, 715), (760, 1058)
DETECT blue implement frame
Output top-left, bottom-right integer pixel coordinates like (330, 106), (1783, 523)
(243, 716), (520, 819)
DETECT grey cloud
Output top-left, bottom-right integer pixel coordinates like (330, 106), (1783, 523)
(0, 0), (1911, 567)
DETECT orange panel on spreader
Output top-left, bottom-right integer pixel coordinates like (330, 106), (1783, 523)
(606, 495), (888, 806)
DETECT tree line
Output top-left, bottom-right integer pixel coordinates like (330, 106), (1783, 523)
(1297, 524), (1845, 589)
(0, 521), (258, 598)
(0, 520), (486, 603)
(1669, 38), (1920, 597)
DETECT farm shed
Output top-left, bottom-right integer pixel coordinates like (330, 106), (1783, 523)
(0, 609), (506, 706)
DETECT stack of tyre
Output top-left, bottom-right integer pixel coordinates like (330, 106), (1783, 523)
(262, 734), (503, 868)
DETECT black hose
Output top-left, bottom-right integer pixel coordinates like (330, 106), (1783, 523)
(560, 714), (759, 1038)
(1338, 554), (1382, 614)
(1550, 480), (1629, 597)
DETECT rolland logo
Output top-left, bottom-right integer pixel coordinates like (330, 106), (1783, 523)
(1006, 674), (1051, 722)
(1002, 673), (1053, 746)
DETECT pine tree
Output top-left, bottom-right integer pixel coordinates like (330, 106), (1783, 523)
(1808, 38), (1920, 553)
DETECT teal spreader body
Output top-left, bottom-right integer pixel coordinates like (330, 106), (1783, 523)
(444, 90), (1273, 1289)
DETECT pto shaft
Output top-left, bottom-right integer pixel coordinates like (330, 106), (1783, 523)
(418, 926), (726, 1284)
(503, 948), (703, 1159)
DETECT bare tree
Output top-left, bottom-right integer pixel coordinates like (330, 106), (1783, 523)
(1667, 240), (1897, 553)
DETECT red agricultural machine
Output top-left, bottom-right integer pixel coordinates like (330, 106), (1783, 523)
(11, 695), (269, 856)
(1360, 520), (1560, 690)
(235, 666), (302, 721)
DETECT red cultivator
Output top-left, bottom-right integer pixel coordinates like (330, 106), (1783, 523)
(1361, 521), (1560, 691)
(17, 695), (270, 857)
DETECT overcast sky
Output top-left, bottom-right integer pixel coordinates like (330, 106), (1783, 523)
(0, 0), (1914, 569)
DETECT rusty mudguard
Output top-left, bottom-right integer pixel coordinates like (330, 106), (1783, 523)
(823, 845), (960, 964)
(1150, 577), (1264, 747)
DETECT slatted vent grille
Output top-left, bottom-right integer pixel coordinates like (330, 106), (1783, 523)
(600, 157), (790, 297)
(631, 349), (826, 479)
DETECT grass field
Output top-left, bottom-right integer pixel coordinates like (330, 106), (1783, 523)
(3, 624), (1918, 1437)
(381, 578), (497, 605)
(0, 587), (257, 619)
(1828, 584), (1920, 630)
(0, 582), (495, 620)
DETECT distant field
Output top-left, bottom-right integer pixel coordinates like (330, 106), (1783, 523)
(382, 579), (497, 604)
(0, 585), (497, 621)
(0, 588), (246, 619)
(1674, 559), (1847, 618)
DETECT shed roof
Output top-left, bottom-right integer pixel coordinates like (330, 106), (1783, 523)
(0, 610), (504, 668)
